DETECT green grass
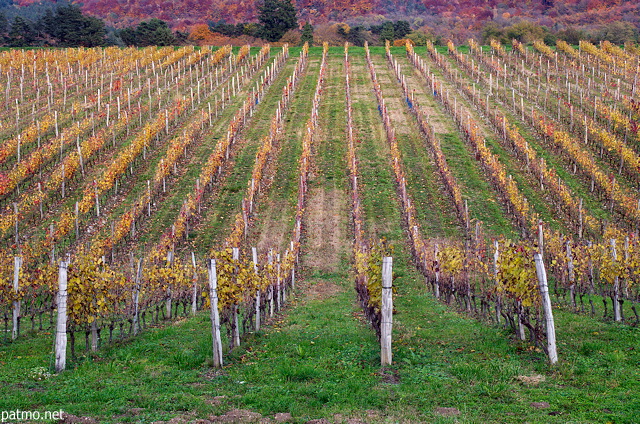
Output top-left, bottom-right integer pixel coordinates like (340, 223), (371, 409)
(417, 49), (566, 235)
(2, 47), (640, 424)
(390, 53), (516, 238)
(130, 56), (282, 255)
(369, 53), (462, 239)
(246, 56), (322, 250)
(189, 58), (300, 252)
(441, 49), (616, 232)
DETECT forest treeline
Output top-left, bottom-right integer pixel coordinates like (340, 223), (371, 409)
(0, 0), (637, 47)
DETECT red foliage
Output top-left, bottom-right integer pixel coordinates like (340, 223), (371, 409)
(14, 0), (640, 31)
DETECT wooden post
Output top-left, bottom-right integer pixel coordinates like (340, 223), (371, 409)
(133, 259), (142, 336)
(55, 260), (69, 373)
(464, 199), (470, 230)
(208, 259), (223, 367)
(268, 251), (274, 317)
(252, 247), (260, 332)
(381, 256), (393, 366)
(538, 221), (544, 257)
(77, 136), (84, 176)
(39, 183), (44, 219)
(276, 253), (281, 311)
(74, 202), (79, 239)
(147, 180), (152, 216)
(578, 199), (583, 239)
(13, 203), (18, 246)
(94, 181), (100, 216)
(232, 247), (240, 348)
(534, 253), (558, 365)
(12, 256), (22, 340)
(291, 240), (297, 266)
(567, 241), (576, 308)
(494, 240), (501, 325)
(61, 165), (65, 198)
(166, 252), (173, 319)
(191, 253), (198, 316)
(610, 239), (622, 322)
(434, 244), (440, 298)
(624, 237), (630, 298)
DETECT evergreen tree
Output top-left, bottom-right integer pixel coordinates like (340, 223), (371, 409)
(338, 24), (366, 47)
(380, 21), (395, 43)
(119, 19), (176, 47)
(8, 16), (35, 47)
(393, 21), (411, 39)
(41, 5), (105, 47)
(300, 21), (313, 46)
(0, 13), (8, 36)
(137, 19), (176, 46)
(257, 0), (297, 42)
(118, 27), (137, 46)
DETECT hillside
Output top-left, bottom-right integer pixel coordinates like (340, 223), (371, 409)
(10, 0), (640, 31)
(1, 41), (640, 423)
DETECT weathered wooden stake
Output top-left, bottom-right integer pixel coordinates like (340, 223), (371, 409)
(276, 253), (281, 311)
(567, 241), (576, 308)
(538, 221), (544, 257)
(133, 259), (142, 336)
(534, 253), (558, 365)
(252, 247), (260, 332)
(268, 250), (274, 317)
(55, 260), (69, 373)
(94, 181), (100, 216)
(381, 256), (393, 366)
(434, 244), (440, 298)
(208, 259), (223, 367)
(13, 203), (18, 246)
(494, 241), (501, 325)
(12, 256), (22, 340)
(166, 252), (173, 319)
(191, 253), (198, 316)
(610, 239), (622, 322)
(232, 247), (240, 348)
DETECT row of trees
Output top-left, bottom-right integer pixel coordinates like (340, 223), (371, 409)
(0, 0), (636, 47)
(0, 4), (188, 47)
(0, 0), (300, 47)
(482, 20), (639, 46)
(331, 19), (639, 48)
(0, 6), (105, 47)
(209, 0), (298, 42)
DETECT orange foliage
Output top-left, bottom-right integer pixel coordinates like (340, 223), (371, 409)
(188, 24), (216, 44)
(393, 39), (414, 47)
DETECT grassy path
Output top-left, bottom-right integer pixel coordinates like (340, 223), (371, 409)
(187, 57), (300, 253)
(408, 47), (565, 234)
(368, 53), (461, 239)
(440, 52), (614, 227)
(390, 52), (516, 238)
(205, 51), (384, 421)
(248, 55), (321, 253)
